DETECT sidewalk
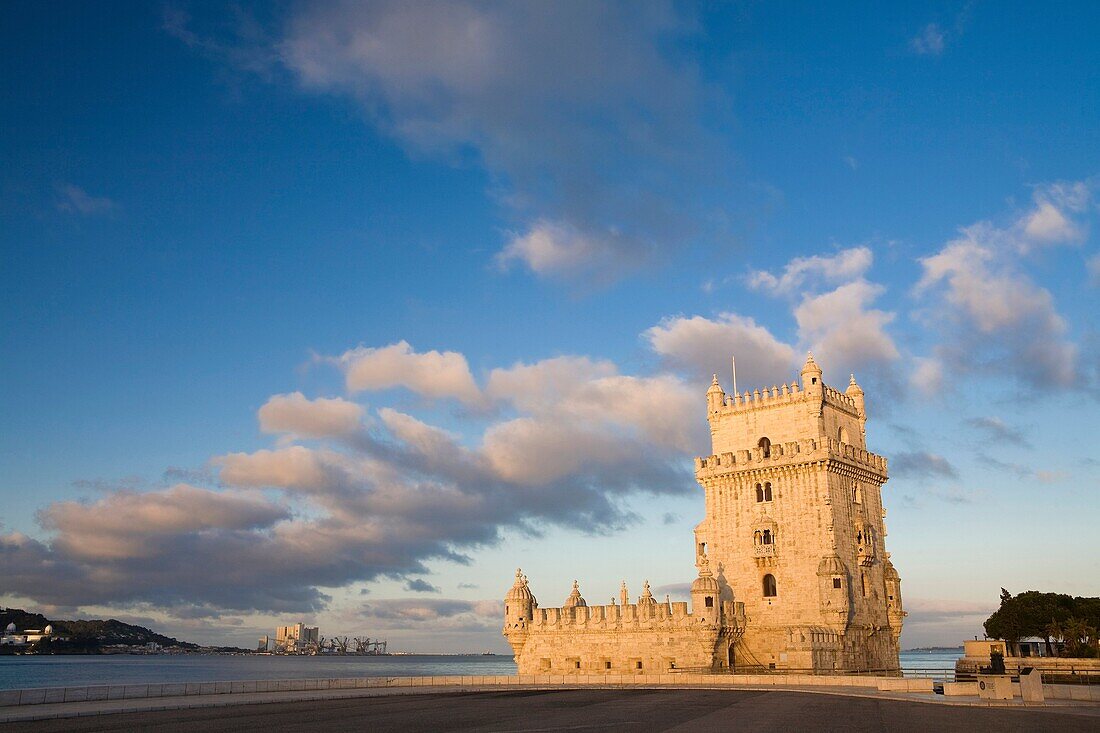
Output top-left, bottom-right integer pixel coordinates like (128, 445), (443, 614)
(2, 682), (1098, 724)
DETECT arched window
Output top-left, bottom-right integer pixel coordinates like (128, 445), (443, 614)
(763, 482), (773, 501)
(762, 529), (773, 545)
(704, 596), (714, 608)
(755, 483), (764, 502)
(753, 530), (762, 546)
(763, 574), (777, 597)
(838, 426), (849, 443)
(758, 437), (771, 458)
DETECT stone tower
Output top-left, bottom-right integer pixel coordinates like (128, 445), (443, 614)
(693, 353), (904, 672)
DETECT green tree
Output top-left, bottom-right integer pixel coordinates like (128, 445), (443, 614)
(984, 590), (1100, 657)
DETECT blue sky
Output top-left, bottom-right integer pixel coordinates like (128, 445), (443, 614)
(1, 1), (1098, 651)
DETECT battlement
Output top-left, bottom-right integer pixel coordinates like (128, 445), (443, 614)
(694, 437), (887, 477)
(526, 599), (744, 631)
(715, 381), (805, 414)
(711, 380), (860, 417)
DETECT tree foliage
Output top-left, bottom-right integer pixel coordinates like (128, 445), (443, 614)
(984, 589), (1100, 657)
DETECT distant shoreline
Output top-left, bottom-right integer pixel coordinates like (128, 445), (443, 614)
(900, 647), (964, 653)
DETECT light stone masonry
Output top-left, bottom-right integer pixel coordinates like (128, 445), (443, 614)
(504, 354), (904, 675)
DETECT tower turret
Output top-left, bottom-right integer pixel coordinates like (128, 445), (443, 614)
(883, 556), (905, 641)
(706, 374), (725, 419)
(503, 568), (536, 655)
(846, 373), (867, 440)
(800, 352), (823, 393)
(691, 558), (721, 625)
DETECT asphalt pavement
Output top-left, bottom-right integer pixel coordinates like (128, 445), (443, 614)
(6, 688), (1099, 733)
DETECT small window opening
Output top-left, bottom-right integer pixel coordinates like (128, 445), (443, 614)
(753, 530), (762, 545)
(575, 660), (581, 669)
(763, 574), (777, 597)
(605, 661), (612, 669)
(636, 661), (643, 670)
(755, 483), (764, 502)
(762, 529), (773, 545)
(698, 542), (707, 556)
(833, 578), (842, 589)
(758, 437), (771, 458)
(812, 377), (817, 385)
(764, 482), (773, 501)
(704, 596), (714, 608)
(860, 572), (867, 598)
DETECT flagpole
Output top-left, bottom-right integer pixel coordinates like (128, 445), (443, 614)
(731, 355), (738, 397)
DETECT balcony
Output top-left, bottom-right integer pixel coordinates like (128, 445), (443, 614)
(753, 543), (777, 557)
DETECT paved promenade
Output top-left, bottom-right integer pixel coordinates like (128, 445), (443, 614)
(4, 688), (1100, 732)
(2, 685), (1099, 732)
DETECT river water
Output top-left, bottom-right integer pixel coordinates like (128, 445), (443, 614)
(0, 651), (961, 690)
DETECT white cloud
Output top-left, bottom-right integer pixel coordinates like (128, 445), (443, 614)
(909, 23), (946, 56)
(258, 392), (364, 438)
(268, 1), (727, 280)
(916, 224), (1078, 388)
(216, 446), (336, 491)
(1021, 201), (1078, 244)
(496, 220), (634, 280)
(56, 184), (117, 216)
(334, 341), (482, 404)
(488, 357), (698, 452)
(41, 484), (287, 561)
(645, 313), (798, 386)
(910, 357), (944, 396)
(1017, 181), (1091, 251)
(747, 246), (873, 295)
(793, 280), (899, 376)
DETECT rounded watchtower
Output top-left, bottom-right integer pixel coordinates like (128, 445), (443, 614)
(504, 568), (535, 628)
(691, 558), (721, 625)
(706, 374), (725, 418)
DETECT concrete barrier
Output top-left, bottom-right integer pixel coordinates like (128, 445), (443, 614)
(943, 682), (978, 696)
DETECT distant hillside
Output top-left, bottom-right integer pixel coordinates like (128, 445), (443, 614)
(1, 608), (198, 650)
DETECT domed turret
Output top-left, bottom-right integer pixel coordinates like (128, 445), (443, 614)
(506, 568), (535, 604)
(43, 625), (53, 635)
(563, 580), (587, 608)
(801, 352), (823, 389)
(883, 557), (905, 638)
(846, 373), (867, 432)
(691, 558), (721, 624)
(503, 568), (536, 656)
(706, 374), (725, 417)
(5, 623), (15, 634)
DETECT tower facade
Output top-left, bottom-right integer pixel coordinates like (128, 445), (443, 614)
(694, 354), (904, 672)
(503, 354), (902, 675)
